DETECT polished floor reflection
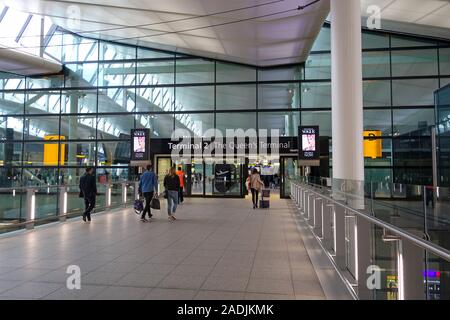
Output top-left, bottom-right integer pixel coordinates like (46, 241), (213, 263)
(0, 197), (325, 300)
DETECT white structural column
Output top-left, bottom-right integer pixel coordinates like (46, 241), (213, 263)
(331, 0), (364, 184)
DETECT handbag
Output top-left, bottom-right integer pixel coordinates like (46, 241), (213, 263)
(163, 190), (168, 199)
(134, 199), (144, 214)
(150, 196), (161, 210)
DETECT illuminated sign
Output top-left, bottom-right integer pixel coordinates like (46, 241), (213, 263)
(298, 126), (320, 166)
(364, 130), (382, 159)
(44, 135), (65, 166)
(131, 129), (150, 161)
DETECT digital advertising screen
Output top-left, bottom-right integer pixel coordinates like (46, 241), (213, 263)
(298, 126), (320, 163)
(131, 129), (150, 161)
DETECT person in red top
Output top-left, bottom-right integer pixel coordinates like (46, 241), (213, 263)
(176, 166), (185, 203)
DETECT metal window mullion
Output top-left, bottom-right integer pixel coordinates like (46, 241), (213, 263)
(15, 14), (33, 43)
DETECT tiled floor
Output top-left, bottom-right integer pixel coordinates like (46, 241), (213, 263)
(0, 197), (326, 300)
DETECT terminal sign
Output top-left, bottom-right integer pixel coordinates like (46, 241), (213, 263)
(131, 129), (150, 161)
(298, 126), (320, 163)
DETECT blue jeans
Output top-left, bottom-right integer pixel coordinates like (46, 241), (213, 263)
(167, 190), (179, 215)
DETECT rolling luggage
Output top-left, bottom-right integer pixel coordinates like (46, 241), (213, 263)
(259, 189), (270, 209)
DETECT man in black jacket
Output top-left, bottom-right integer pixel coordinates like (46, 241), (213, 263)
(79, 167), (98, 222)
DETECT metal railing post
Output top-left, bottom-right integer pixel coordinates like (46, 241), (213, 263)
(121, 183), (127, 204)
(322, 201), (334, 251)
(334, 205), (346, 270)
(356, 215), (372, 300)
(314, 196), (323, 237)
(399, 236), (426, 300)
(105, 183), (112, 207)
(58, 186), (67, 222)
(135, 181), (140, 200)
(25, 188), (36, 230)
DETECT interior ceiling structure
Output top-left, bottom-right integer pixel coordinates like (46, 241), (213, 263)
(5, 0), (331, 66)
(360, 0), (450, 39)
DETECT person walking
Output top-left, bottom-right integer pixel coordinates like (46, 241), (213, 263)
(247, 168), (264, 209)
(79, 167), (98, 222)
(164, 167), (180, 221)
(138, 164), (158, 222)
(176, 166), (185, 203)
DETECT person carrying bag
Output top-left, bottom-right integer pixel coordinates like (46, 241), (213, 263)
(138, 164), (158, 222)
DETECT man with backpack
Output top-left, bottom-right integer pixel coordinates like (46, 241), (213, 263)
(139, 164), (158, 222)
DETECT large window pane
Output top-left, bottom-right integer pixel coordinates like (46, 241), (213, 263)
(23, 142), (61, 166)
(99, 62), (136, 87)
(216, 62), (256, 83)
(0, 141), (22, 169)
(258, 66), (302, 81)
(364, 110), (392, 136)
(391, 36), (437, 48)
(301, 111), (331, 137)
(175, 113), (214, 138)
(216, 85), (256, 110)
(98, 88), (135, 113)
(258, 83), (299, 110)
(363, 51), (390, 78)
(136, 87), (174, 112)
(27, 75), (63, 90)
(311, 27), (330, 52)
(363, 80), (391, 107)
(60, 115), (97, 140)
(0, 116), (24, 140)
(0, 72), (25, 90)
(362, 32), (390, 49)
(365, 168), (392, 183)
(440, 48), (450, 76)
(62, 33), (98, 62)
(24, 116), (60, 141)
(138, 48), (174, 59)
(393, 167), (432, 185)
(305, 53), (331, 80)
(176, 86), (214, 111)
(96, 114), (134, 139)
(0, 91), (24, 115)
(391, 49), (438, 77)
(137, 60), (174, 85)
(301, 82), (331, 109)
(176, 59), (214, 84)
(62, 141), (96, 167)
(97, 141), (130, 166)
(216, 112), (256, 133)
(62, 90), (98, 114)
(100, 42), (136, 60)
(65, 63), (98, 87)
(258, 112), (299, 137)
(25, 91), (61, 114)
(393, 109), (435, 136)
(137, 113), (174, 139)
(392, 79), (439, 106)
(393, 137), (432, 168)
(364, 139), (392, 167)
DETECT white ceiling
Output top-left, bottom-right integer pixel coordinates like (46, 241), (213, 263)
(3, 0), (330, 66)
(360, 0), (450, 39)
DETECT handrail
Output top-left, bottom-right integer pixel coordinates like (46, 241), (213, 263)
(304, 180), (450, 226)
(0, 181), (137, 192)
(294, 181), (450, 262)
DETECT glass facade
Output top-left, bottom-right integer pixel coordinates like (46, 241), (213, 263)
(1, 19), (450, 187)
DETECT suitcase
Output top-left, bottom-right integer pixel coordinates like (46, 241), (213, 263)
(259, 200), (270, 209)
(262, 189), (271, 198)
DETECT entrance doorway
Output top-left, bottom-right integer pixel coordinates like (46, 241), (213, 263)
(154, 155), (298, 199)
(156, 156), (245, 198)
